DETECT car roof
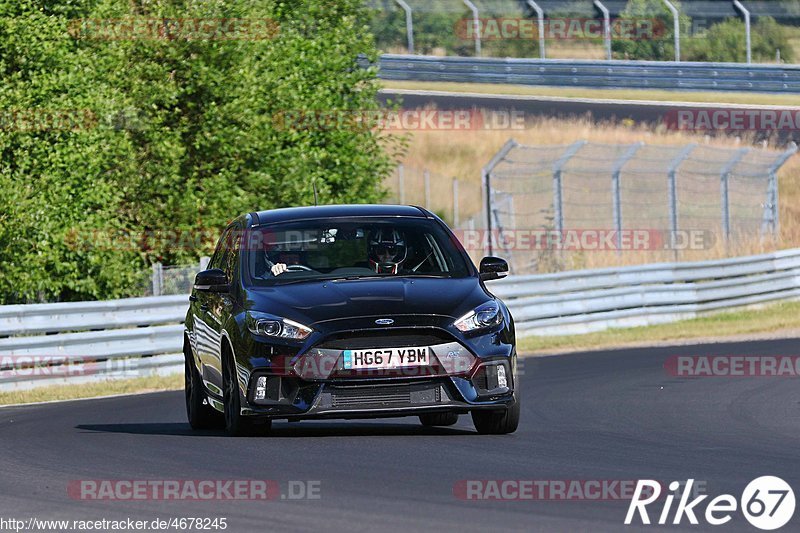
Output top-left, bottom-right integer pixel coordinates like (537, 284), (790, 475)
(248, 204), (433, 226)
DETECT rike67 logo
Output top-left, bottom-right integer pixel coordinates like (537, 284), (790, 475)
(626, 477), (795, 530)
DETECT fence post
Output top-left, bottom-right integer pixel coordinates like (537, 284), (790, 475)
(462, 0), (481, 56)
(611, 142), (644, 251)
(452, 178), (460, 227)
(661, 0), (681, 61)
(424, 169), (431, 209)
(200, 256), (210, 271)
(481, 139), (518, 256)
(393, 0), (414, 54)
(720, 148), (749, 242)
(552, 141), (587, 235)
(733, 0), (751, 64)
(667, 144), (696, 255)
(593, 0), (612, 60)
(398, 164), (405, 204)
(152, 262), (162, 297)
(525, 0), (546, 59)
(763, 142), (798, 237)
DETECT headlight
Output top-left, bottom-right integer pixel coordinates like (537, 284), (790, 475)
(247, 312), (312, 340)
(453, 301), (503, 332)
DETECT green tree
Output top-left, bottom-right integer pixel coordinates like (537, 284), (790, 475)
(612, 0), (691, 60)
(0, 0), (399, 303)
(685, 16), (793, 63)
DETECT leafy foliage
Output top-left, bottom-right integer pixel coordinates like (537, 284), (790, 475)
(0, 0), (398, 303)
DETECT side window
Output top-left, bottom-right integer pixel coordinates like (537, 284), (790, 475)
(209, 228), (231, 271)
(224, 227), (241, 281)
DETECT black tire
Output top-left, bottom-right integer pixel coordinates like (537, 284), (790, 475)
(185, 341), (224, 430)
(471, 398), (520, 435)
(419, 412), (459, 427)
(222, 344), (271, 437)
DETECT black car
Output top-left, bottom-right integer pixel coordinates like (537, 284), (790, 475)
(184, 204), (519, 436)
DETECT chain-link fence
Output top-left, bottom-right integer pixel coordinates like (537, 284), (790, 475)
(148, 258), (209, 296)
(483, 139), (797, 274)
(385, 164), (485, 229)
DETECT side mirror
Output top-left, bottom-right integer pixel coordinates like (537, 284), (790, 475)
(479, 256), (509, 281)
(194, 268), (229, 292)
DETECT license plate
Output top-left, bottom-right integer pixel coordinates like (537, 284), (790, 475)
(342, 347), (429, 370)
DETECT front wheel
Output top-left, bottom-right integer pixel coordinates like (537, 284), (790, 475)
(185, 343), (224, 430)
(471, 399), (520, 435)
(222, 345), (271, 437)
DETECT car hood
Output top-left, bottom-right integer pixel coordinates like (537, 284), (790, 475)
(243, 276), (490, 326)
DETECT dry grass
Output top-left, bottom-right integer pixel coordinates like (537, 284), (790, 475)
(0, 374), (182, 406)
(384, 116), (800, 270)
(382, 80), (800, 107)
(519, 300), (800, 354)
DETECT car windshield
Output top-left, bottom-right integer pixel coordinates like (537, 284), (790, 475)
(243, 217), (470, 286)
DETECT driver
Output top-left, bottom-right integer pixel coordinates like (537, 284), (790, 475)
(270, 250), (303, 276)
(368, 228), (407, 274)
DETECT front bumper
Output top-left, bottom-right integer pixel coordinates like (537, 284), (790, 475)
(238, 356), (516, 420)
(233, 319), (516, 420)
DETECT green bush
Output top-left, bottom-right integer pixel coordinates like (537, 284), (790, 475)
(612, 0), (691, 60)
(686, 16), (794, 63)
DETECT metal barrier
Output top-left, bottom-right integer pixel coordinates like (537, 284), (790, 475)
(377, 54), (800, 92)
(491, 248), (800, 336)
(3, 247), (800, 391)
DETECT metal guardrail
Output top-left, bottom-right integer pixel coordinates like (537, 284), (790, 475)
(491, 248), (800, 336)
(2, 248), (800, 391)
(377, 54), (800, 93)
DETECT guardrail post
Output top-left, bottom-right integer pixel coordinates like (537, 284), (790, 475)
(525, 0), (546, 59)
(452, 178), (460, 227)
(594, 0), (612, 60)
(763, 142), (798, 237)
(661, 0), (681, 61)
(393, 0), (414, 54)
(482, 139), (518, 255)
(611, 142), (644, 252)
(733, 0), (751, 64)
(552, 141), (587, 236)
(199, 256), (210, 271)
(667, 144), (695, 256)
(720, 148), (749, 243)
(152, 262), (163, 297)
(462, 0), (481, 56)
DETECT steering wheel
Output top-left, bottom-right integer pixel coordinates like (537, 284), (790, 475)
(286, 264), (314, 272)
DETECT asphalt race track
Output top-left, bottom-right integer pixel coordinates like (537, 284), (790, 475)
(2, 338), (799, 532)
(379, 89), (800, 145)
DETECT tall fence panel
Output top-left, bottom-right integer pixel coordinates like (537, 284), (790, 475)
(484, 140), (797, 274)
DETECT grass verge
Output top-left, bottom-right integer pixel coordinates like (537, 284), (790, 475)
(519, 300), (800, 354)
(0, 373), (182, 407)
(382, 80), (800, 107)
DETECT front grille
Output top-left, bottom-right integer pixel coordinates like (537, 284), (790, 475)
(317, 329), (453, 350)
(318, 381), (445, 409)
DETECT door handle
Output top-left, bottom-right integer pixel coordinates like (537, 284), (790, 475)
(199, 304), (209, 312)
(189, 295), (198, 302)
